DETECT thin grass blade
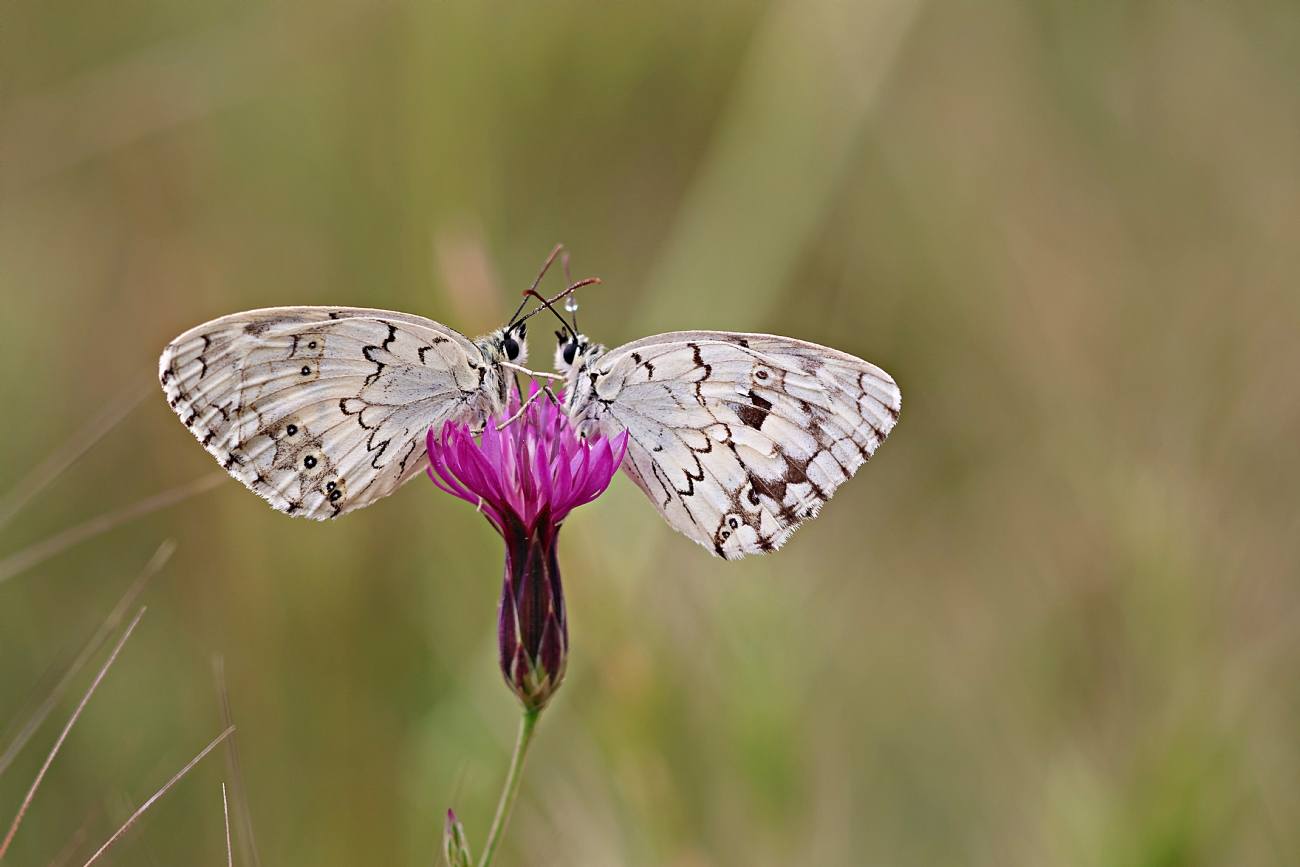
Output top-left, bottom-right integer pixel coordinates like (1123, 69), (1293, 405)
(222, 784), (232, 867)
(0, 373), (154, 532)
(212, 655), (260, 867)
(0, 540), (175, 778)
(0, 473), (225, 585)
(0, 607), (147, 859)
(44, 731), (144, 867)
(79, 725), (235, 867)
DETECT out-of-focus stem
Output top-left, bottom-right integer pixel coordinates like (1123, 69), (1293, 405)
(478, 706), (540, 867)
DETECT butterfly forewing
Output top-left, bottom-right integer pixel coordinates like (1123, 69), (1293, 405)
(160, 306), (510, 519)
(564, 332), (899, 559)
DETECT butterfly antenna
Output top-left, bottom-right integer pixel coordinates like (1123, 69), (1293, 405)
(519, 277), (600, 333)
(504, 294), (531, 330)
(521, 289), (574, 338)
(506, 243), (565, 328)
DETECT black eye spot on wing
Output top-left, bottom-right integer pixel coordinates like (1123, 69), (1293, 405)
(286, 424), (298, 436)
(304, 455), (317, 469)
(301, 366), (311, 376)
(323, 477), (346, 503)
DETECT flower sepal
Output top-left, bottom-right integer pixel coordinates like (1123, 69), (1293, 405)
(444, 809), (472, 867)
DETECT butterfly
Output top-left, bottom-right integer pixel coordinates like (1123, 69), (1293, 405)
(159, 306), (533, 519)
(549, 312), (900, 560)
(158, 247), (602, 519)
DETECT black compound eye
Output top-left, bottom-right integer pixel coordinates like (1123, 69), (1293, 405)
(303, 455), (317, 469)
(504, 338), (520, 360)
(563, 342), (578, 365)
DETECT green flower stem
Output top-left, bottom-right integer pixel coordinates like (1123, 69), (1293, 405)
(478, 706), (541, 867)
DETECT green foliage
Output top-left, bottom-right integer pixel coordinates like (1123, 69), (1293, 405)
(2, 0), (1300, 865)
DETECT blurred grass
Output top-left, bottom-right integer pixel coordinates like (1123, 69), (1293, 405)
(3, 0), (1300, 865)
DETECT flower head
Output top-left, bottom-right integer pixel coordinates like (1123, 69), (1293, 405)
(427, 385), (627, 709)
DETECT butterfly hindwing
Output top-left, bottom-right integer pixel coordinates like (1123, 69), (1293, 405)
(160, 307), (510, 519)
(564, 332), (899, 559)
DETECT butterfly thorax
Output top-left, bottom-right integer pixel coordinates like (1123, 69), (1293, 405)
(555, 336), (610, 432)
(559, 335), (618, 436)
(471, 326), (530, 426)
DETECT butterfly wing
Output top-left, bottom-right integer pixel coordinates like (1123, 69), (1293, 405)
(159, 307), (502, 519)
(567, 332), (899, 559)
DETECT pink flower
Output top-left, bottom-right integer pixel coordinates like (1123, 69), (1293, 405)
(427, 385), (627, 709)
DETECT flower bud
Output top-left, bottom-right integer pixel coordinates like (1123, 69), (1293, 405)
(444, 809), (472, 867)
(498, 508), (568, 711)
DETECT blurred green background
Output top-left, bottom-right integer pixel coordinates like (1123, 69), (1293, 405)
(3, 1), (1299, 864)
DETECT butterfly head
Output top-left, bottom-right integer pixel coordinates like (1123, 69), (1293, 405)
(554, 332), (603, 376)
(485, 322), (529, 366)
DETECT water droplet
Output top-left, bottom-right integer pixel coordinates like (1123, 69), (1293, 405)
(564, 297), (579, 313)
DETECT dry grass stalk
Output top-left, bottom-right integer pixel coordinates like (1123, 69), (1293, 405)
(0, 474), (225, 585)
(0, 607), (148, 859)
(0, 541), (175, 778)
(0, 373), (153, 532)
(78, 725), (235, 867)
(212, 655), (261, 867)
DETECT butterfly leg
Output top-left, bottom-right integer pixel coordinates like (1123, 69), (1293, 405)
(495, 385), (565, 430)
(495, 387), (546, 430)
(499, 361), (564, 380)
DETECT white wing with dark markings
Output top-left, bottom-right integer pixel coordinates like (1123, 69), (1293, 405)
(160, 306), (521, 519)
(560, 331), (899, 559)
